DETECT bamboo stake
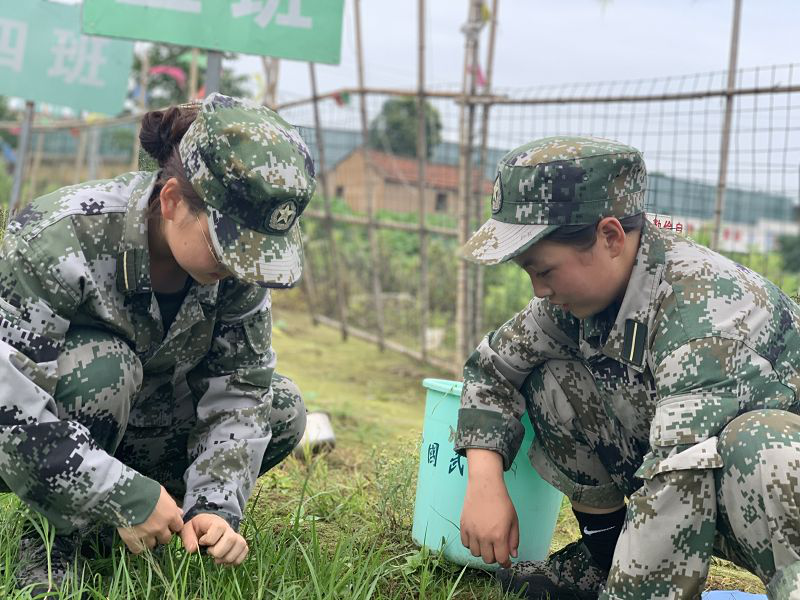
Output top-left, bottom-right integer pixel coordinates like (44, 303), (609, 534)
(354, 0), (386, 351)
(417, 0), (430, 362)
(309, 62), (348, 337)
(471, 0), (499, 349)
(455, 0), (482, 369)
(711, 0), (743, 251)
(73, 127), (87, 184)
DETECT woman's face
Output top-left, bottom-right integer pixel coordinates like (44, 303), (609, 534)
(513, 220), (631, 319)
(159, 179), (232, 285)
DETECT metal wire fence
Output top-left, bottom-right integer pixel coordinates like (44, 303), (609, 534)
(1, 63), (798, 375)
(278, 63), (800, 373)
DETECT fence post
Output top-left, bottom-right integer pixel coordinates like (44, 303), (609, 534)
(417, 0), (430, 362)
(471, 0), (499, 350)
(711, 0), (742, 251)
(9, 101), (35, 215)
(309, 62), (349, 338)
(206, 51), (222, 95)
(354, 0), (386, 351)
(87, 125), (101, 181)
(74, 126), (87, 184)
(455, 0), (483, 369)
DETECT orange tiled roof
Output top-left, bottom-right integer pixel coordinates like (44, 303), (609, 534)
(364, 150), (493, 195)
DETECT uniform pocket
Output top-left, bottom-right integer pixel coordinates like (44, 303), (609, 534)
(243, 310), (272, 356)
(650, 393), (740, 447)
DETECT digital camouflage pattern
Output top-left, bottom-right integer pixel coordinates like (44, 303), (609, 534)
(180, 93), (316, 289)
(0, 170), (303, 533)
(456, 221), (800, 599)
(461, 136), (646, 265)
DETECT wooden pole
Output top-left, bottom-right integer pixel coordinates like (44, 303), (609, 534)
(130, 47), (150, 171)
(455, 0), (482, 369)
(309, 62), (349, 338)
(711, 0), (742, 251)
(354, 0), (386, 351)
(471, 0), (499, 349)
(206, 51), (222, 95)
(9, 101), (35, 215)
(87, 126), (101, 181)
(74, 127), (87, 184)
(188, 47), (199, 101)
(417, 0), (430, 362)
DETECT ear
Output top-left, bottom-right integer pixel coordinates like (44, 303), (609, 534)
(159, 178), (183, 222)
(597, 217), (626, 258)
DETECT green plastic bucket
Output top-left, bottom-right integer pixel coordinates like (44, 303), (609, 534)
(412, 378), (563, 570)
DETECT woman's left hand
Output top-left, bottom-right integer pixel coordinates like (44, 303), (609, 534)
(180, 513), (249, 566)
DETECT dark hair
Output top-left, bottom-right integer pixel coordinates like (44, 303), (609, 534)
(139, 105), (204, 217)
(544, 212), (646, 250)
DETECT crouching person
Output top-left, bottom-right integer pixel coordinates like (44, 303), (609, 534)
(455, 136), (800, 599)
(0, 93), (312, 593)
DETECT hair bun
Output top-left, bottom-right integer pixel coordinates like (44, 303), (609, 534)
(139, 106), (192, 167)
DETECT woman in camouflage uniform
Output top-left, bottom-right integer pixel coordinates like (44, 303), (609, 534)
(456, 136), (800, 599)
(0, 93), (312, 591)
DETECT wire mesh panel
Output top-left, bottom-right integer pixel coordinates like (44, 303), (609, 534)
(279, 64), (800, 371)
(2, 64), (798, 372)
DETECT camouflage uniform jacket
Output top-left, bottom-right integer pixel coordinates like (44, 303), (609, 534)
(0, 171), (276, 531)
(456, 220), (800, 597)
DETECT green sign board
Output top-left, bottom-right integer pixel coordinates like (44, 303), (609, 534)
(82, 0), (345, 65)
(0, 0), (134, 115)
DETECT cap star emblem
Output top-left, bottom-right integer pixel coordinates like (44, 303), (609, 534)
(275, 203), (296, 225)
(268, 200), (298, 231)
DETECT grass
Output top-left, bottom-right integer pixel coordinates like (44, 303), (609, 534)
(0, 307), (765, 598)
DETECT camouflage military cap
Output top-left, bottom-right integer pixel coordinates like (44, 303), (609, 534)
(180, 93), (316, 288)
(461, 136), (646, 265)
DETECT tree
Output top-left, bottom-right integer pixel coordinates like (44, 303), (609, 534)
(368, 97), (442, 158)
(130, 44), (250, 110)
(778, 234), (800, 272)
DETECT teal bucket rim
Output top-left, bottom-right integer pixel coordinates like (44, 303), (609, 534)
(422, 378), (463, 396)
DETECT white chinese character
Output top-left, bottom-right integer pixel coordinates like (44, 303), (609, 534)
(232, 0), (312, 29)
(0, 18), (27, 73)
(116, 0), (202, 13)
(47, 30), (109, 88)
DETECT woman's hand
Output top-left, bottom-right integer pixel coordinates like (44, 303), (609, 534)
(460, 449), (519, 568)
(117, 486), (184, 554)
(180, 513), (249, 566)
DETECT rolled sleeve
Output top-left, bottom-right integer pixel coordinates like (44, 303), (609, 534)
(455, 299), (578, 470)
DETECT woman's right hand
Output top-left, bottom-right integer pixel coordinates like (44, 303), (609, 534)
(117, 486), (184, 554)
(460, 449), (519, 568)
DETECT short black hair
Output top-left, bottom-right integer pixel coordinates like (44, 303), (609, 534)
(544, 213), (646, 250)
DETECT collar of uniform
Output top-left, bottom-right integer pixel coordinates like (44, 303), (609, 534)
(116, 172), (158, 296)
(594, 220), (665, 372)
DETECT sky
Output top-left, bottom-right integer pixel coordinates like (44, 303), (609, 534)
(50, 1), (800, 101)
(233, 0), (800, 103)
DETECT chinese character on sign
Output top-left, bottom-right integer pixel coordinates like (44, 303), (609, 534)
(448, 453), (464, 476)
(427, 443), (439, 467)
(0, 18), (27, 73)
(116, 0), (202, 13)
(48, 30), (109, 87)
(231, 0), (312, 29)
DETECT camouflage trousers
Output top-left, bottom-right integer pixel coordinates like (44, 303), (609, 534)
(523, 359), (800, 599)
(2, 326), (305, 525)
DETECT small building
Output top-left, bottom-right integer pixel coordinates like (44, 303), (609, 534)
(325, 148), (492, 217)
